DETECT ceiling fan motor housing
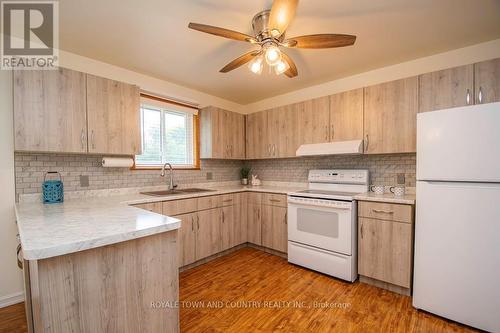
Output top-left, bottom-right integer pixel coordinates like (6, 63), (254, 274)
(252, 10), (284, 43)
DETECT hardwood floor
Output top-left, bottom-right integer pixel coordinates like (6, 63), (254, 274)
(0, 247), (478, 333)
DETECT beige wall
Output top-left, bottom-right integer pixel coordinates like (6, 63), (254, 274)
(242, 38), (500, 113)
(0, 70), (24, 306)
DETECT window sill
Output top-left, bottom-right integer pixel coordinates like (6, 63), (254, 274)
(131, 165), (200, 171)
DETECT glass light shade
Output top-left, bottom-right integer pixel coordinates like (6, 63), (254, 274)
(274, 60), (290, 75)
(248, 56), (263, 74)
(264, 45), (281, 66)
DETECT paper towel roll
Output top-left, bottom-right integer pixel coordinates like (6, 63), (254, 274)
(101, 157), (134, 168)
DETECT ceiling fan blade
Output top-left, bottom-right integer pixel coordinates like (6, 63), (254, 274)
(284, 34), (356, 49)
(268, 0), (299, 37)
(188, 23), (257, 43)
(281, 52), (298, 78)
(220, 50), (261, 73)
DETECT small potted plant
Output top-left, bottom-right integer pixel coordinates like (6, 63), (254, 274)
(240, 166), (251, 185)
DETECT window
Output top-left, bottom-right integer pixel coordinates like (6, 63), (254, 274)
(135, 94), (199, 169)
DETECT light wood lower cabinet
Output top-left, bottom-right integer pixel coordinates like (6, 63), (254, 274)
(247, 193), (262, 246)
(358, 201), (414, 293)
(196, 208), (222, 260)
(23, 231), (179, 332)
(261, 204), (287, 253)
(176, 212), (197, 267)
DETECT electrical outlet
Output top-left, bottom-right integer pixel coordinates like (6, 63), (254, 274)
(79, 175), (89, 187)
(396, 173), (405, 185)
(206, 172), (213, 180)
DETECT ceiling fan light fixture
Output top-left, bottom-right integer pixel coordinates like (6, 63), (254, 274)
(264, 44), (281, 66)
(274, 60), (289, 75)
(248, 56), (263, 74)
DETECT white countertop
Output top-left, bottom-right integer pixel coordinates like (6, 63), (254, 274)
(354, 192), (416, 205)
(16, 183), (306, 261)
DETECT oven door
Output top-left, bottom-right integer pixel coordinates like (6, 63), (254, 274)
(288, 198), (353, 255)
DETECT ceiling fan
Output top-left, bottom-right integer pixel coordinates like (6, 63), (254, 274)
(188, 0), (356, 78)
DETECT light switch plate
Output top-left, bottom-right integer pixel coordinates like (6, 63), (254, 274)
(206, 172), (213, 180)
(396, 173), (405, 185)
(79, 175), (89, 187)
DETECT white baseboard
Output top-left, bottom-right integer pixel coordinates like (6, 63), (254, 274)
(0, 291), (25, 308)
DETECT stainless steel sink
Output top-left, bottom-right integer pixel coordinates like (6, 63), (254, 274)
(140, 188), (215, 197)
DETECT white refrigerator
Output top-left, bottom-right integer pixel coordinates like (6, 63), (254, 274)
(414, 102), (500, 332)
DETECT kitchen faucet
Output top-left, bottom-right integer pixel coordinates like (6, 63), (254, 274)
(161, 163), (177, 190)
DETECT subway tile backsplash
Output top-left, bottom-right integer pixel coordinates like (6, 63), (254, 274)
(246, 153), (416, 187)
(14, 153), (242, 200)
(14, 152), (415, 201)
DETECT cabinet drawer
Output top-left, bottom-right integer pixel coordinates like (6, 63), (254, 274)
(247, 192), (262, 205)
(262, 193), (287, 207)
(220, 194), (235, 206)
(162, 198), (198, 216)
(132, 202), (162, 214)
(197, 195), (222, 211)
(358, 201), (413, 223)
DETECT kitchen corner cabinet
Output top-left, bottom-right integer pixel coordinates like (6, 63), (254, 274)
(86, 75), (141, 155)
(474, 58), (500, 104)
(358, 201), (414, 294)
(14, 68), (87, 153)
(329, 88), (364, 142)
(200, 106), (245, 159)
(418, 64), (474, 113)
(364, 77), (418, 154)
(14, 67), (141, 155)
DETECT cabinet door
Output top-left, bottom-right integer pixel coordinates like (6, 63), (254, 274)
(235, 193), (247, 245)
(364, 77), (418, 154)
(13, 68), (87, 153)
(329, 88), (363, 141)
(230, 112), (246, 159)
(278, 104), (299, 158)
(298, 96), (330, 145)
(247, 203), (262, 245)
(261, 205), (287, 252)
(358, 217), (412, 288)
(267, 108), (281, 158)
(86, 75), (141, 155)
(221, 204), (235, 251)
(474, 58), (500, 104)
(176, 212), (197, 267)
(195, 208), (222, 260)
(246, 111), (267, 159)
(418, 65), (473, 113)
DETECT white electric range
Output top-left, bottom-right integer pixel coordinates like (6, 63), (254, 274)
(287, 169), (369, 282)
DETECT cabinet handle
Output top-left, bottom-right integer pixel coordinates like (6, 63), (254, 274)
(364, 134), (369, 152)
(372, 209), (394, 214)
(269, 199), (281, 203)
(91, 130), (96, 150)
(284, 212), (287, 225)
(191, 216), (194, 232)
(223, 199), (233, 203)
(478, 86), (483, 104)
(197, 215), (200, 230)
(466, 89), (471, 105)
(267, 144), (271, 157)
(325, 125), (329, 141)
(222, 211), (225, 223)
(360, 222), (364, 239)
(330, 124), (334, 141)
(272, 144), (276, 157)
(80, 129), (85, 150)
(16, 244), (23, 269)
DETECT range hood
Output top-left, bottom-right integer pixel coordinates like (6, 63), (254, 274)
(296, 140), (364, 156)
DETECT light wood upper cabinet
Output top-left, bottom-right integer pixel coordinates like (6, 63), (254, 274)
(364, 77), (418, 154)
(329, 88), (364, 141)
(14, 68), (87, 153)
(297, 96), (330, 145)
(200, 106), (245, 159)
(86, 75), (141, 155)
(246, 111), (268, 159)
(266, 108), (281, 158)
(419, 65), (474, 113)
(474, 58), (500, 104)
(278, 104), (299, 158)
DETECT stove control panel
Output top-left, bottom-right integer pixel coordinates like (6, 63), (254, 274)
(307, 169), (369, 184)
(288, 196), (353, 209)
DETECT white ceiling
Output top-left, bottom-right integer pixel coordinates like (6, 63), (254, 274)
(59, 0), (500, 104)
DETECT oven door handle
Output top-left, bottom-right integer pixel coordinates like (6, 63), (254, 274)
(288, 201), (351, 210)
